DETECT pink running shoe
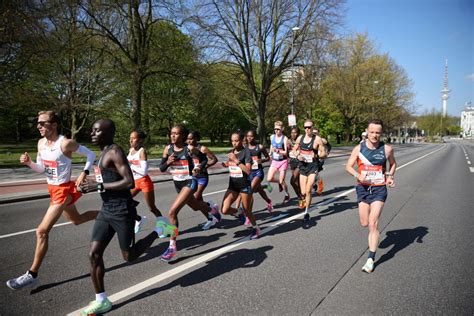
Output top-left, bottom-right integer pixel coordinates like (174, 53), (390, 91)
(266, 199), (273, 212)
(160, 246), (177, 262)
(244, 216), (251, 226)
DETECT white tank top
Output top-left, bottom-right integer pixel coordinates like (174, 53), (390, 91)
(127, 147), (146, 180)
(39, 135), (72, 185)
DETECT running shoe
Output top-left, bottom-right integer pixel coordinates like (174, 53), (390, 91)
(298, 199), (305, 210)
(155, 217), (179, 238)
(278, 183), (283, 192)
(265, 183), (273, 193)
(235, 207), (246, 224)
(6, 271), (38, 290)
(209, 201), (222, 222)
(303, 213), (310, 223)
(250, 227), (261, 239)
(362, 258), (374, 273)
(202, 215), (219, 230)
(80, 298), (112, 315)
(244, 216), (251, 226)
(160, 246), (177, 262)
(283, 194), (290, 204)
(266, 199), (273, 212)
(316, 178), (324, 195)
(134, 215), (147, 234)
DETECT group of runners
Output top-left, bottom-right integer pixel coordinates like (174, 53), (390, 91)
(5, 111), (396, 315)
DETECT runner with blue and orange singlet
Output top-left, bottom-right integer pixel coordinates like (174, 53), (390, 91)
(127, 130), (163, 234)
(291, 119), (327, 224)
(265, 121), (291, 203)
(159, 125), (220, 262)
(236, 129), (273, 225)
(78, 119), (177, 315)
(346, 119), (396, 273)
(220, 131), (261, 239)
(288, 127), (303, 208)
(186, 130), (221, 227)
(6, 110), (98, 291)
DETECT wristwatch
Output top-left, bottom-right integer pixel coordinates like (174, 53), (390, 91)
(97, 183), (105, 192)
(83, 169), (90, 175)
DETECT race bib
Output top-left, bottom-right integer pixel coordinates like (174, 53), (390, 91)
(43, 160), (58, 179)
(299, 149), (313, 163)
(289, 150), (297, 159)
(94, 166), (103, 183)
(359, 165), (385, 185)
(272, 152), (283, 160)
(251, 156), (259, 170)
(228, 162), (243, 178)
(170, 160), (191, 180)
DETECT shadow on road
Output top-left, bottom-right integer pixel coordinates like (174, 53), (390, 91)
(112, 246), (273, 311)
(30, 232), (226, 294)
(375, 226), (429, 268)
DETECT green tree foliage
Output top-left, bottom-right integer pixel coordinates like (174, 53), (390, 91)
(417, 110), (461, 137)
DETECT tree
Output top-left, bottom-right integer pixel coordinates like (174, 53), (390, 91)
(323, 33), (413, 141)
(191, 0), (343, 144)
(81, 0), (182, 130)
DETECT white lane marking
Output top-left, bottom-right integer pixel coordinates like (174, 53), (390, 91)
(470, 167), (474, 173)
(68, 145), (446, 315)
(468, 161), (471, 165)
(0, 222), (71, 239)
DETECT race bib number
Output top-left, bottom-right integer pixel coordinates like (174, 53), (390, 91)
(299, 149), (313, 163)
(251, 156), (259, 170)
(228, 162), (243, 178)
(43, 160), (58, 179)
(272, 152), (283, 160)
(94, 166), (104, 183)
(170, 160), (191, 180)
(360, 165), (384, 185)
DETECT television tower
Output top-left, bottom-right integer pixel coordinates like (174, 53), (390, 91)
(440, 59), (450, 117)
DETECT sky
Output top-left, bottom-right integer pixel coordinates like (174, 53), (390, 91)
(344, 0), (473, 116)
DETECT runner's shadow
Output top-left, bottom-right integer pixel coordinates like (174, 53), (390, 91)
(317, 185), (354, 196)
(375, 226), (429, 268)
(31, 233), (226, 294)
(112, 246), (273, 311)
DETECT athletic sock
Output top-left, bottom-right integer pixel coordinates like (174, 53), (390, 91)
(368, 251), (376, 260)
(96, 292), (107, 303)
(28, 270), (38, 278)
(169, 239), (177, 248)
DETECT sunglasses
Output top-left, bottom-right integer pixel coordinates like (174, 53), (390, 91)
(37, 121), (52, 127)
(304, 126), (313, 129)
(274, 128), (281, 131)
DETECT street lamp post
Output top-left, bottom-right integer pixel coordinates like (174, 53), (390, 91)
(290, 26), (300, 116)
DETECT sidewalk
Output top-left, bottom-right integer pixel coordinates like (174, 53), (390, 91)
(0, 148), (352, 204)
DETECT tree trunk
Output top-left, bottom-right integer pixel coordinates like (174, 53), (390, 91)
(256, 96), (267, 145)
(132, 69), (142, 130)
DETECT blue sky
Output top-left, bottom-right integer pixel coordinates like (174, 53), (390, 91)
(344, 0), (473, 117)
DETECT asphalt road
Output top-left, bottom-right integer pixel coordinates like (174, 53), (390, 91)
(0, 141), (473, 315)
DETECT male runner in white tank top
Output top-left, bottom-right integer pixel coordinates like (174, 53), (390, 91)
(6, 111), (98, 290)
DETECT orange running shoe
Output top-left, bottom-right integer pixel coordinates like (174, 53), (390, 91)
(316, 178), (324, 195)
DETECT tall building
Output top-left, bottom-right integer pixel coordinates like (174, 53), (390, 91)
(460, 104), (474, 138)
(440, 59), (450, 117)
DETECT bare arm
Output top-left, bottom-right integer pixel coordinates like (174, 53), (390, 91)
(202, 145), (218, 168)
(346, 145), (360, 179)
(315, 136), (327, 159)
(385, 145), (396, 187)
(260, 144), (270, 163)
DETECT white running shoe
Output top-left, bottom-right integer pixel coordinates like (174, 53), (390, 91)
(362, 258), (374, 273)
(6, 271), (38, 290)
(134, 215), (147, 234)
(202, 215), (219, 230)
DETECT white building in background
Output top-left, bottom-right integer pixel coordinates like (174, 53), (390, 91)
(440, 59), (450, 117)
(460, 105), (474, 138)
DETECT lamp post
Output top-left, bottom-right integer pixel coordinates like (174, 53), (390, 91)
(372, 80), (379, 119)
(290, 26), (300, 116)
